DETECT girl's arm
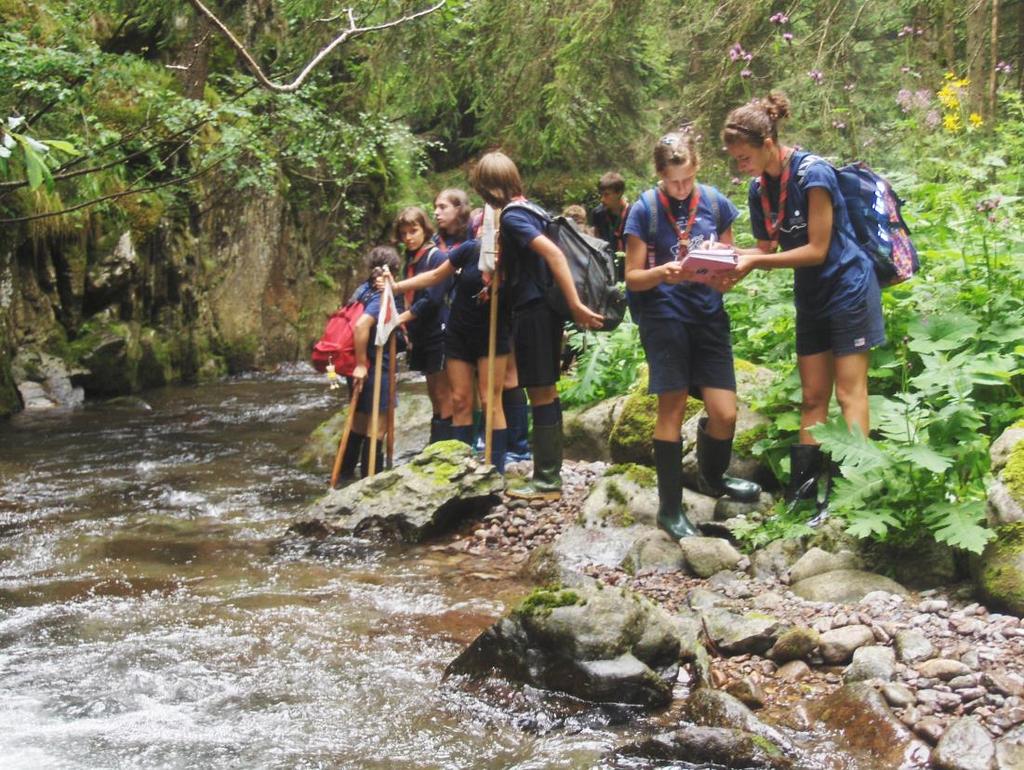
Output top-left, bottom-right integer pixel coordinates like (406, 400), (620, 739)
(392, 259), (457, 297)
(624, 234), (684, 290)
(351, 313), (375, 381)
(528, 234), (604, 328)
(733, 187), (833, 277)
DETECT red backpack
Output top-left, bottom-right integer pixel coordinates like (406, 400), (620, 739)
(310, 288), (371, 375)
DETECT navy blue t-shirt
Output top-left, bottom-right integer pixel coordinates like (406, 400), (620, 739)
(445, 240), (511, 336)
(748, 151), (873, 318)
(499, 203), (549, 310)
(402, 246), (447, 345)
(624, 185), (739, 323)
(351, 281), (395, 363)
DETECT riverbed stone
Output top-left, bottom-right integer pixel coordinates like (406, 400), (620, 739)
(679, 537), (743, 578)
(819, 625), (876, 664)
(767, 626), (819, 663)
(615, 724), (793, 770)
(750, 538), (805, 580)
(683, 687), (794, 756)
(622, 529), (686, 574)
(789, 568), (908, 604)
(581, 464), (658, 528)
(812, 682), (930, 768)
(304, 441), (503, 542)
(701, 608), (785, 656)
(844, 645), (896, 683)
(976, 522), (1024, 617)
(916, 658), (974, 681)
(996, 724), (1024, 770)
(931, 717), (997, 770)
(785, 547), (863, 584)
(446, 580), (681, 707)
(895, 629), (935, 663)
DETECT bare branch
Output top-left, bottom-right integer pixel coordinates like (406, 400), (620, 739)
(181, 0), (446, 93)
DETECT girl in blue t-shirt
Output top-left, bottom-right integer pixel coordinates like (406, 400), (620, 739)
(624, 132), (762, 541)
(393, 206), (451, 447)
(721, 92), (885, 514)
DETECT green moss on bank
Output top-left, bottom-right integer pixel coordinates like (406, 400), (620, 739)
(515, 586), (584, 618)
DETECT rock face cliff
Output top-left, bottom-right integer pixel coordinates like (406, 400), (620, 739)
(0, 191), (358, 415)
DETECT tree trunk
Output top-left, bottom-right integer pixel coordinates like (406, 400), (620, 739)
(966, 0), (989, 115)
(989, 0), (1000, 118)
(178, 17), (213, 100)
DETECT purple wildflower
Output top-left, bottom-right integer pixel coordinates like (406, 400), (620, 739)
(741, 69), (753, 79)
(896, 89), (913, 112)
(924, 110), (941, 130)
(729, 43), (743, 62)
(808, 70), (824, 84)
(782, 32), (793, 43)
(769, 12), (790, 24)
(996, 61), (1012, 74)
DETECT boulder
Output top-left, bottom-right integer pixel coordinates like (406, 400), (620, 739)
(607, 373), (665, 466)
(679, 537), (743, 578)
(767, 626), (820, 663)
(976, 522), (1024, 617)
(819, 625), (876, 665)
(750, 538), (805, 580)
(714, 491), (776, 521)
(10, 349), (84, 410)
(548, 524), (652, 572)
(996, 725), (1024, 770)
(785, 547), (863, 584)
(916, 658), (974, 681)
(302, 441), (503, 542)
(988, 482), (1024, 527)
(701, 608), (785, 656)
(616, 725), (793, 769)
(446, 580), (681, 707)
(989, 430), (1024, 528)
(580, 464), (658, 528)
(862, 537), (961, 589)
(991, 424), (1024, 474)
(931, 717), (997, 770)
(622, 530), (687, 574)
(789, 569), (908, 604)
(811, 683), (930, 768)
(85, 231), (138, 308)
(844, 645), (896, 683)
(683, 688), (795, 756)
(562, 396), (626, 461)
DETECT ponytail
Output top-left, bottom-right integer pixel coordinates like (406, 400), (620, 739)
(722, 91), (791, 147)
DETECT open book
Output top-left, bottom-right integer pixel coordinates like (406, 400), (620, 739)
(679, 245), (737, 283)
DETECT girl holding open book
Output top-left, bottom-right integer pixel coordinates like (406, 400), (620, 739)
(721, 92), (885, 518)
(624, 131), (762, 541)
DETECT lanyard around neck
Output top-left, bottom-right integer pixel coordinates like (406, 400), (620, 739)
(656, 185), (701, 251)
(759, 148), (793, 240)
(404, 245), (430, 307)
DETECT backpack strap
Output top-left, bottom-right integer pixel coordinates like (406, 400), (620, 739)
(642, 189), (658, 269)
(501, 199), (552, 224)
(700, 184), (722, 236)
(795, 153), (830, 180)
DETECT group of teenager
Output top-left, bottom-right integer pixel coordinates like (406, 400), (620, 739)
(335, 91), (886, 539)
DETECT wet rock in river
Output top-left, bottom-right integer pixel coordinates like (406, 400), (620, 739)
(700, 607), (785, 656)
(446, 580), (681, 707)
(683, 687), (795, 757)
(615, 724), (793, 770)
(931, 716), (997, 770)
(302, 441), (503, 542)
(812, 682), (930, 768)
(678, 536), (743, 578)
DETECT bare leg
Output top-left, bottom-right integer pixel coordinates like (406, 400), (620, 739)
(834, 351), (871, 436)
(797, 351), (835, 444)
(653, 389), (689, 442)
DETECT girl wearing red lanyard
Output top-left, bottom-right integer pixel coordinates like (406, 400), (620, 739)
(624, 132), (761, 541)
(721, 92), (885, 518)
(392, 206), (453, 447)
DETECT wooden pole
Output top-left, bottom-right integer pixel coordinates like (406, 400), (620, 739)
(483, 244), (502, 466)
(386, 331), (398, 469)
(367, 342), (385, 476)
(329, 379), (363, 489)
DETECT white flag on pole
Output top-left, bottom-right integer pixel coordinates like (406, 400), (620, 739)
(375, 280), (400, 347)
(478, 204), (499, 273)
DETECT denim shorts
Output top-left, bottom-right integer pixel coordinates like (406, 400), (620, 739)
(638, 311), (736, 397)
(796, 283), (886, 357)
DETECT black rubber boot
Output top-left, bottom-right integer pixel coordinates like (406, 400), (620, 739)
(808, 458), (840, 528)
(785, 444), (824, 504)
(506, 422), (563, 501)
(429, 416), (452, 445)
(339, 432), (365, 482)
(503, 389), (531, 462)
(451, 424), (475, 447)
(696, 417), (762, 502)
(359, 436), (385, 478)
(653, 438), (698, 540)
(490, 428), (508, 474)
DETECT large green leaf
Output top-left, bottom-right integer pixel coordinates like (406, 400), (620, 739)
(893, 443), (953, 474)
(809, 417), (890, 471)
(924, 501), (993, 554)
(906, 315), (979, 354)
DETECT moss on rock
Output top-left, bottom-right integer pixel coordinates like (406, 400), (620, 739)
(515, 586), (584, 618)
(605, 463), (657, 488)
(978, 522), (1024, 617)
(1003, 441), (1024, 502)
(733, 423), (770, 459)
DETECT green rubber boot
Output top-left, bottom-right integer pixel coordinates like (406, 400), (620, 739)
(654, 438), (698, 540)
(506, 422), (563, 501)
(696, 417), (762, 502)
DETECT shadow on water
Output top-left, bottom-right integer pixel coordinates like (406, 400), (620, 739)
(2, 367), (707, 770)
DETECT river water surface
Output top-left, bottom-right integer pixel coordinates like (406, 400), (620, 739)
(0, 368), (641, 770)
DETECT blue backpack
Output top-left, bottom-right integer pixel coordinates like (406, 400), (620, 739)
(798, 157), (919, 287)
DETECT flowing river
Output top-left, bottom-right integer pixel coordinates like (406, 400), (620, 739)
(0, 368), (667, 770)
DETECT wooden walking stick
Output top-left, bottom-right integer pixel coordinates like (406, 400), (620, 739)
(329, 378), (364, 489)
(367, 340), (385, 476)
(483, 209), (502, 466)
(386, 330), (398, 469)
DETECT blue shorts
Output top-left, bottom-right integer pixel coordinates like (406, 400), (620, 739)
(346, 356), (394, 415)
(796, 278), (886, 357)
(639, 311), (736, 397)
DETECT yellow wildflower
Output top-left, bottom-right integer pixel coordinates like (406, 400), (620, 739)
(969, 112), (983, 127)
(943, 113), (962, 133)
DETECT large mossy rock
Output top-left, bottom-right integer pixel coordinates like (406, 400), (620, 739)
(581, 463), (718, 530)
(563, 395), (626, 461)
(976, 522), (1024, 617)
(615, 724), (793, 770)
(988, 423), (1024, 527)
(302, 441), (503, 542)
(446, 580), (682, 707)
(297, 389), (433, 471)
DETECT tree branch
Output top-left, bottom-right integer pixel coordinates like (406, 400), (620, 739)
(181, 0), (446, 93)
